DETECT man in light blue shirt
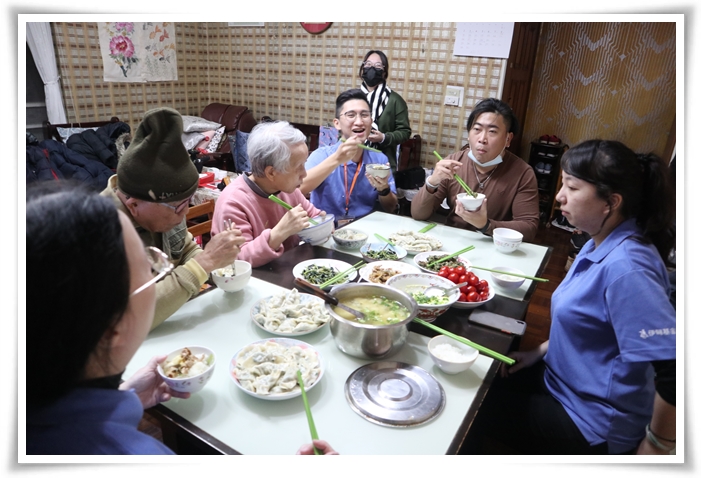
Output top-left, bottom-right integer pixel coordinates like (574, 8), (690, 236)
(301, 89), (397, 224)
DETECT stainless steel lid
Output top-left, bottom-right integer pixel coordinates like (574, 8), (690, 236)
(344, 361), (445, 427)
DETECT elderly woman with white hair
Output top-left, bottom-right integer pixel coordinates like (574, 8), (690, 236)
(212, 121), (323, 267)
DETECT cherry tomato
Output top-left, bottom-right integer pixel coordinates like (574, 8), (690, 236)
(447, 272), (460, 284)
(439, 266), (451, 275)
(477, 280), (489, 292)
(459, 292), (468, 302)
(466, 285), (477, 295)
(459, 284), (470, 294)
(467, 291), (479, 302)
(479, 291), (490, 301)
(458, 274), (469, 285)
(437, 269), (450, 278)
(453, 266), (467, 276)
(467, 273), (480, 287)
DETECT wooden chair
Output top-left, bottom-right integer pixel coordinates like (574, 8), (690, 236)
(186, 200), (215, 241)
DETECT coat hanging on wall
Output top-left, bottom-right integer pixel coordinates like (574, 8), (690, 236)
(98, 22), (178, 82)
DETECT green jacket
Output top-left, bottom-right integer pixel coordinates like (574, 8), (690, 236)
(374, 90), (412, 172)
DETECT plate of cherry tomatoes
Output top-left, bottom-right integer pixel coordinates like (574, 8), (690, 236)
(435, 265), (495, 309)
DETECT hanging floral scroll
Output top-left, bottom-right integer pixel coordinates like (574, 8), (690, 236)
(97, 22), (178, 82)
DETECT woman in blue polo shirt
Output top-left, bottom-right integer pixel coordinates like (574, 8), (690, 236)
(468, 140), (676, 455)
(301, 88), (398, 225)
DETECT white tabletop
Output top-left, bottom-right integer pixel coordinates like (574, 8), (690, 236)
(320, 212), (550, 301)
(126, 277), (494, 455)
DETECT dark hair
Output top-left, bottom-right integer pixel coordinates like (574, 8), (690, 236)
(467, 98), (519, 135)
(358, 50), (389, 81)
(26, 180), (130, 408)
(335, 88), (371, 118)
(561, 139), (675, 258)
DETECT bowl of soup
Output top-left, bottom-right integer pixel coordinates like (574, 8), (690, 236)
(325, 283), (418, 359)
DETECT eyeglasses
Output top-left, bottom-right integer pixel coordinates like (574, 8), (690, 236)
(131, 247), (174, 296)
(155, 196), (192, 215)
(339, 110), (372, 121)
(362, 61), (384, 70)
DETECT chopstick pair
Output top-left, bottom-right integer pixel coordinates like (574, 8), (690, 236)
(296, 370), (321, 455)
(340, 138), (382, 153)
(318, 261), (365, 289)
(426, 245), (476, 267)
(413, 318), (515, 366)
(432, 151), (477, 198)
(470, 265), (549, 282)
(374, 233), (395, 246)
(268, 195), (319, 225)
(417, 223), (437, 234)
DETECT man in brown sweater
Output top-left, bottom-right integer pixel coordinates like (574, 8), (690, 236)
(411, 98), (539, 242)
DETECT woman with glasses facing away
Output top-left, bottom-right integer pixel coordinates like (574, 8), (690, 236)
(25, 180), (337, 455)
(358, 50), (412, 173)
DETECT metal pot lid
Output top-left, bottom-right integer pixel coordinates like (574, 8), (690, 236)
(344, 361), (445, 427)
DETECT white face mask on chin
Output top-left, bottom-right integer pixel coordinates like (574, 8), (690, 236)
(468, 149), (503, 167)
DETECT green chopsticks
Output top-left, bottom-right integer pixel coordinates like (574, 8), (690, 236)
(470, 265), (549, 282)
(268, 195), (318, 225)
(296, 370), (320, 455)
(318, 261), (365, 289)
(413, 318), (516, 366)
(418, 223), (437, 233)
(433, 150), (477, 198)
(426, 245), (475, 267)
(340, 138), (382, 153)
(374, 233), (395, 246)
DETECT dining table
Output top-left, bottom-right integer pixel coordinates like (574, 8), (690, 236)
(125, 211), (552, 455)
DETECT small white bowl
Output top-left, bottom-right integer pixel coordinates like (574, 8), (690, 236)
(360, 242), (408, 262)
(211, 260), (252, 292)
(428, 335), (479, 374)
(385, 272), (459, 322)
(490, 266), (526, 290)
(457, 192), (485, 211)
(493, 227), (523, 254)
(366, 164), (391, 179)
(332, 228), (368, 250)
(157, 346), (216, 394)
(298, 214), (335, 246)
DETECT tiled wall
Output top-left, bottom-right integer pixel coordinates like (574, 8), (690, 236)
(51, 21), (676, 167)
(51, 22), (504, 168)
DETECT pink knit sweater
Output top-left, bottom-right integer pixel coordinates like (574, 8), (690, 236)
(211, 174), (322, 268)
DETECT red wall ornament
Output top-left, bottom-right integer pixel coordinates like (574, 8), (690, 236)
(300, 23), (332, 34)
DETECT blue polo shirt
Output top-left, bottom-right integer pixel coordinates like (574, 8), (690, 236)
(305, 142), (396, 218)
(545, 218), (676, 453)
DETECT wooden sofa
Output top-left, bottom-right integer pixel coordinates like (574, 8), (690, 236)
(199, 103), (258, 171)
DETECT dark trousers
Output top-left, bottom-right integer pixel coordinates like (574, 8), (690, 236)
(461, 361), (611, 455)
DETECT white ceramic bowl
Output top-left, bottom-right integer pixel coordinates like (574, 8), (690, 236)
(358, 260), (421, 284)
(366, 164), (391, 179)
(332, 228), (368, 250)
(428, 335), (479, 374)
(211, 260), (252, 292)
(298, 214), (335, 246)
(360, 242), (408, 262)
(490, 266), (526, 290)
(457, 192), (486, 211)
(157, 346), (216, 394)
(413, 251), (471, 274)
(385, 272), (459, 322)
(493, 227), (523, 254)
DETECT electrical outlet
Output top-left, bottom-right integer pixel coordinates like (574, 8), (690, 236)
(444, 86), (464, 107)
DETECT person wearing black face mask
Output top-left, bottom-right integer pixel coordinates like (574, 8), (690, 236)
(359, 50), (411, 173)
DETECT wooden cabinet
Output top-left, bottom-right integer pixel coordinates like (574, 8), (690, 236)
(528, 140), (568, 224)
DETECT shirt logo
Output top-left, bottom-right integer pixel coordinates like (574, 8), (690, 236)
(639, 328), (676, 339)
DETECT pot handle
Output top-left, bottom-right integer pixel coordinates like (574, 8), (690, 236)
(294, 278), (339, 306)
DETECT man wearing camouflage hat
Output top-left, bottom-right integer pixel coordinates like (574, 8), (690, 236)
(101, 107), (245, 330)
